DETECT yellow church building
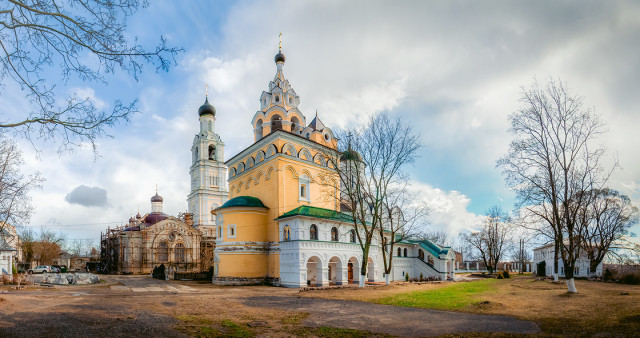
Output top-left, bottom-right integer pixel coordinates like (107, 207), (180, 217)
(210, 47), (456, 287)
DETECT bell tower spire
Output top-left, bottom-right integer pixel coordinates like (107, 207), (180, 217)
(188, 91), (229, 235)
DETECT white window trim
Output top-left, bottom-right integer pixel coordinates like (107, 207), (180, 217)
(298, 175), (310, 202)
(218, 225), (224, 239)
(228, 224), (237, 239)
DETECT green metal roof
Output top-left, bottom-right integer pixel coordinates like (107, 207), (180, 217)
(276, 205), (354, 223)
(408, 238), (450, 258)
(218, 196), (267, 209)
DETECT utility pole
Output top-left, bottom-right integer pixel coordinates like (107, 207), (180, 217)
(519, 238), (525, 274)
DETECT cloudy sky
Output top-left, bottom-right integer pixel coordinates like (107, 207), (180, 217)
(9, 0), (640, 245)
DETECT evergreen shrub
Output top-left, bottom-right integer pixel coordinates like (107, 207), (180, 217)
(620, 273), (640, 285)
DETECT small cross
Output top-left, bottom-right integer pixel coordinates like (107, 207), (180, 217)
(279, 32), (282, 50)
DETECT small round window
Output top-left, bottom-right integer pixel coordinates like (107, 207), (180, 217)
(324, 133), (331, 141)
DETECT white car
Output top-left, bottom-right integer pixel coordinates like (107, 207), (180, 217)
(28, 265), (53, 274)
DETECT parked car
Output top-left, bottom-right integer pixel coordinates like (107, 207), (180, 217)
(51, 265), (67, 273)
(28, 265), (53, 274)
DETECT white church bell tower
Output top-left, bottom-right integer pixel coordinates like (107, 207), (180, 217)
(187, 95), (228, 236)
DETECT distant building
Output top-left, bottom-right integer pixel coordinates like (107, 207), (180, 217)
(532, 244), (602, 277)
(0, 223), (21, 275)
(100, 192), (203, 275)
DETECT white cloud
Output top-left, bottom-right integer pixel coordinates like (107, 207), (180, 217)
(14, 0), (640, 244)
(406, 181), (485, 239)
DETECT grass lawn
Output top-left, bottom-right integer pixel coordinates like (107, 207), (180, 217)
(376, 278), (498, 310)
(301, 275), (640, 336)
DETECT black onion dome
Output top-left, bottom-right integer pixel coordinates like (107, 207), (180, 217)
(340, 147), (363, 162)
(151, 193), (163, 203)
(275, 50), (286, 64)
(198, 97), (216, 117)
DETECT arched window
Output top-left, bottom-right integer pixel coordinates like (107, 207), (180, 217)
(194, 147), (198, 162)
(310, 224), (318, 240)
(175, 243), (185, 263)
(208, 145), (216, 160)
(291, 116), (300, 133)
(397, 247), (402, 257)
(403, 248), (408, 257)
(350, 229), (356, 243)
(210, 207), (216, 222)
(331, 227), (338, 241)
(275, 95), (280, 102)
(208, 121), (212, 132)
(283, 225), (291, 241)
(158, 241), (168, 262)
(271, 115), (283, 131)
(288, 97), (293, 105)
(418, 249), (424, 261)
(256, 119), (263, 139)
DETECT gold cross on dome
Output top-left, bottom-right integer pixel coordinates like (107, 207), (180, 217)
(205, 84), (208, 97)
(279, 32), (282, 50)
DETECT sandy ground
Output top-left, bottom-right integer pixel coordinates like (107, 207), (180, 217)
(0, 275), (541, 337)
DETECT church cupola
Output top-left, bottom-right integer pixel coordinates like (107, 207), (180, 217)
(275, 49), (286, 64)
(151, 190), (163, 213)
(198, 96), (216, 117)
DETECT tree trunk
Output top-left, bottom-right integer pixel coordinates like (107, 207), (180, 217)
(359, 275), (365, 287)
(566, 278), (577, 293)
(552, 241), (559, 281)
(385, 274), (390, 285)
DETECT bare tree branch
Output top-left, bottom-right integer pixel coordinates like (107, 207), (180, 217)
(0, 0), (182, 153)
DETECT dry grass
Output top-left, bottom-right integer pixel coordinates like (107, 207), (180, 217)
(301, 276), (640, 336)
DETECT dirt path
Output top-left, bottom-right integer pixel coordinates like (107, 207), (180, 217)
(242, 295), (540, 336)
(0, 276), (541, 337)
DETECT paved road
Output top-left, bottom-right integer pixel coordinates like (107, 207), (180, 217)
(243, 296), (540, 336)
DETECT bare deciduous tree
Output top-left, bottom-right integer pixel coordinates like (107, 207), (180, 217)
(378, 182), (430, 284)
(577, 189), (638, 274)
(21, 227), (65, 265)
(461, 206), (511, 274)
(498, 78), (611, 292)
(0, 137), (43, 235)
(414, 229), (451, 247)
(324, 112), (420, 287)
(0, 0), (182, 152)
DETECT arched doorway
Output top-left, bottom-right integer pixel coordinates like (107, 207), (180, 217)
(367, 257), (375, 282)
(348, 257), (360, 284)
(306, 256), (322, 286)
(328, 256), (343, 285)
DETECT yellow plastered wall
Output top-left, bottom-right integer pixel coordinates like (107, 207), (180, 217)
(217, 207), (268, 277)
(217, 253), (268, 277)
(224, 134), (340, 279)
(220, 208), (268, 242)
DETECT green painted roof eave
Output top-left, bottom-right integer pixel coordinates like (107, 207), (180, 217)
(218, 196), (268, 210)
(276, 205), (355, 223)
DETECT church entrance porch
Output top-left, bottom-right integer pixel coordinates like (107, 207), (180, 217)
(306, 256), (325, 287)
(348, 257), (360, 284)
(367, 257), (375, 282)
(328, 256), (344, 285)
